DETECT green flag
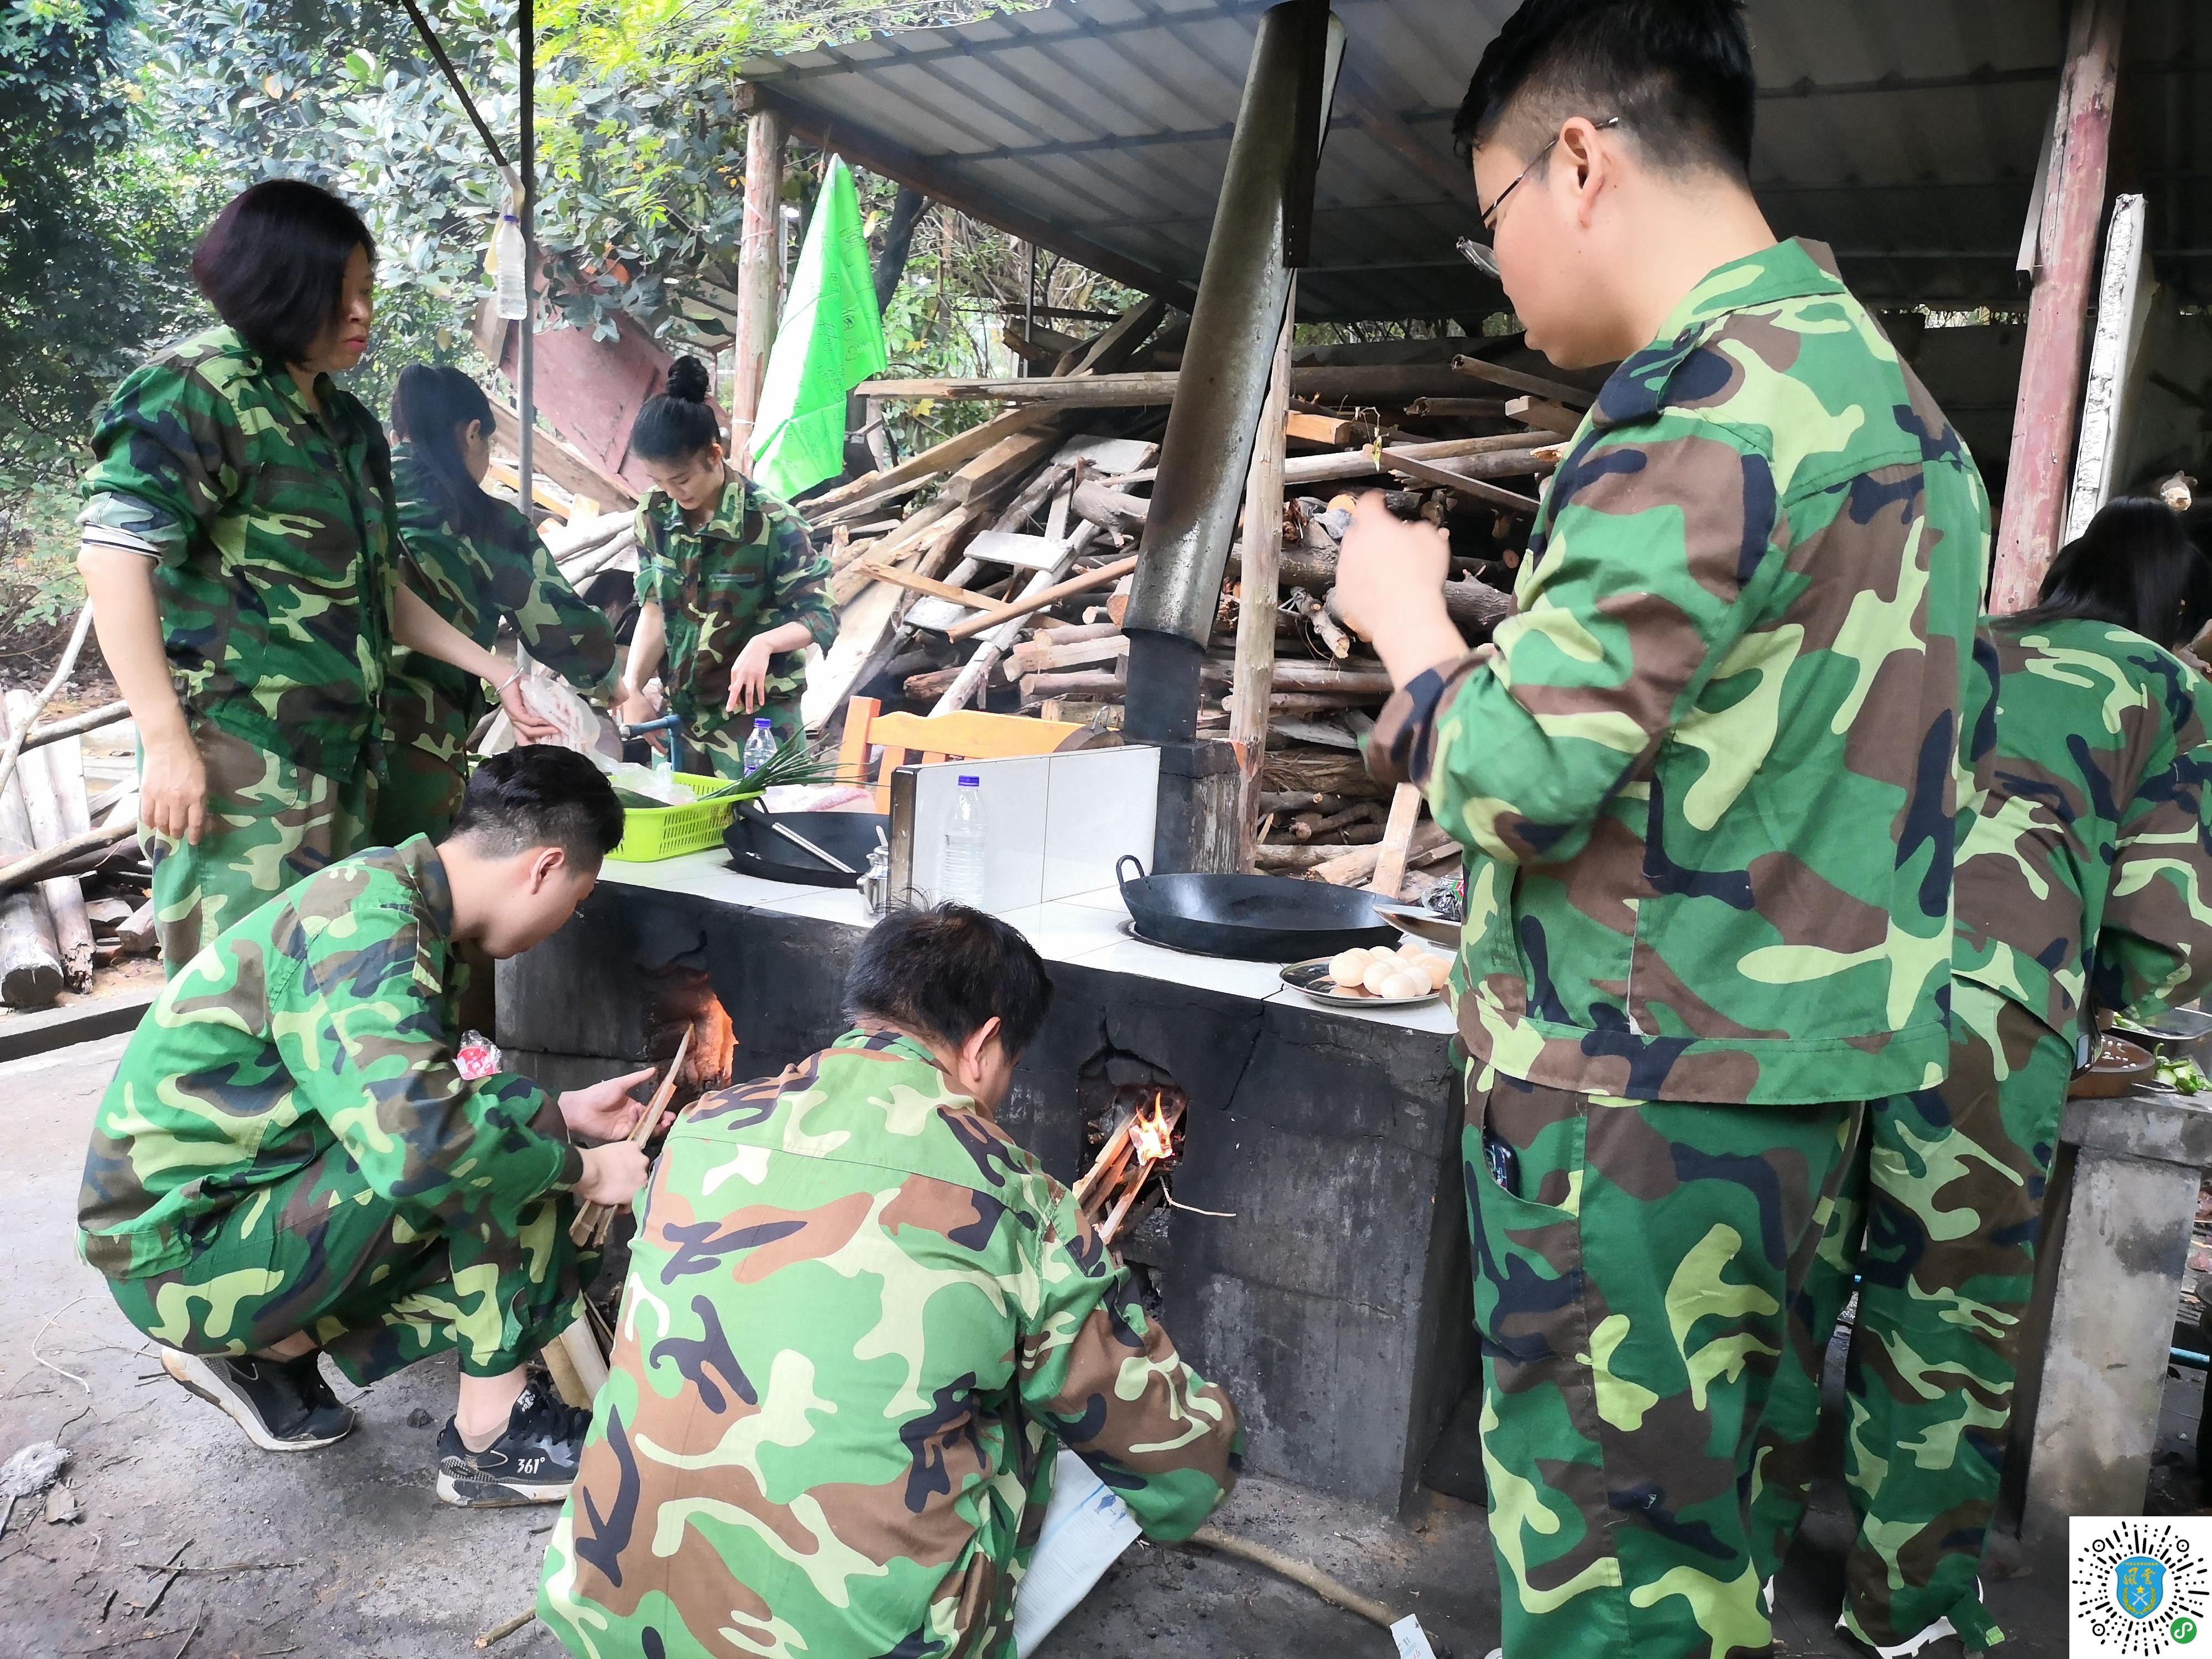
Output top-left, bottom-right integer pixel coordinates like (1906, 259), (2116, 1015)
(749, 156), (888, 502)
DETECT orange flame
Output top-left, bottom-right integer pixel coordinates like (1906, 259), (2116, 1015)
(1129, 1093), (1176, 1165)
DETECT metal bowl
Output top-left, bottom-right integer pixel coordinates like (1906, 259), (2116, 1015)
(2111, 1005), (2212, 1063)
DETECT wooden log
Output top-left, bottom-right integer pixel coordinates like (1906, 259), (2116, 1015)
(1001, 321), (1088, 367)
(941, 425), (1068, 505)
(34, 722), (95, 989)
(857, 562), (1002, 613)
(945, 556), (1142, 640)
(1449, 355), (1597, 408)
(19, 700), (131, 754)
(731, 105), (786, 461)
(932, 526), (1108, 712)
(1262, 748), (1389, 798)
(1228, 691), (1381, 717)
(1234, 301), (1293, 873)
(0, 607), (93, 801)
(856, 364), (1481, 406)
(117, 900), (157, 957)
(1367, 782), (1423, 900)
(1204, 660), (1393, 696)
(1286, 586), (1349, 659)
(1288, 801), (1385, 841)
(486, 402), (637, 512)
(1022, 666), (1128, 698)
(0, 822), (134, 896)
(1401, 397), (1509, 419)
(1069, 479), (1150, 539)
(1444, 576), (1515, 634)
(1310, 820), (1453, 886)
(1990, 0), (2126, 612)
(1503, 394), (1586, 438)
(1280, 432), (1558, 489)
(0, 749), (60, 1006)
(542, 508), (634, 559)
(1253, 843), (1355, 870)
(1260, 791), (1347, 815)
(1009, 633), (1129, 674)
(806, 408), (1053, 517)
(1378, 448), (1542, 515)
(1024, 620), (1123, 645)
(1066, 294), (1171, 377)
(1227, 540), (1337, 593)
(1286, 410), (1389, 448)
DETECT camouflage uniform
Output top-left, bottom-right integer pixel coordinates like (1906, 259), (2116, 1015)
(77, 837), (589, 1384)
(1750, 617), (2212, 1652)
(373, 441), (619, 844)
(537, 1026), (1241, 1659)
(634, 477), (835, 775)
(1367, 239), (1989, 1659)
(78, 324), (400, 973)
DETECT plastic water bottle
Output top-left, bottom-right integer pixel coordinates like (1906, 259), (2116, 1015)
(940, 775), (987, 907)
(494, 213), (528, 320)
(741, 717), (777, 778)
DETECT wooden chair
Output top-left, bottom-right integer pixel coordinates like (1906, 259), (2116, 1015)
(838, 696), (1088, 813)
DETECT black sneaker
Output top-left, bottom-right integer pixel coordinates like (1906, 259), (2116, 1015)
(160, 1348), (355, 1452)
(435, 1383), (592, 1507)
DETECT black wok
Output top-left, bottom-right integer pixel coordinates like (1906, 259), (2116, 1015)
(723, 810), (888, 888)
(1115, 855), (1396, 961)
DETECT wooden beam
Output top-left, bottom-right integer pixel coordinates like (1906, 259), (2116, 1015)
(805, 406), (1053, 517)
(487, 401), (636, 508)
(744, 83), (1198, 309)
(1066, 294), (1170, 377)
(1366, 782), (1423, 900)
(1378, 448), (1542, 514)
(945, 556), (1142, 640)
(732, 105), (787, 464)
(2063, 191), (2150, 544)
(1234, 301), (1293, 873)
(1990, 0), (2126, 614)
(857, 364), (1478, 405)
(1504, 395), (1584, 436)
(1450, 354), (1596, 408)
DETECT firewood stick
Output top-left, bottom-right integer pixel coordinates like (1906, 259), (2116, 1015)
(1073, 1120), (1136, 1206)
(1310, 820), (1453, 886)
(1187, 1526), (1397, 1630)
(1379, 448), (1542, 514)
(1367, 784), (1424, 901)
(568, 1029), (690, 1247)
(0, 606), (93, 800)
(0, 822), (133, 896)
(18, 700), (130, 753)
(1286, 586), (1349, 659)
(1447, 354), (1595, 409)
(945, 556), (1142, 640)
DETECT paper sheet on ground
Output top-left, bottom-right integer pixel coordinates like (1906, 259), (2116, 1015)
(1012, 1448), (1142, 1656)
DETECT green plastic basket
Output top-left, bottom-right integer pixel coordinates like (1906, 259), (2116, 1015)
(607, 771), (749, 863)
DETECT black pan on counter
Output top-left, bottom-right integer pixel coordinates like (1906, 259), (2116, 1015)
(1115, 855), (1397, 961)
(723, 809), (888, 888)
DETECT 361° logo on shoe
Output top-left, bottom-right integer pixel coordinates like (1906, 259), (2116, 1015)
(2073, 1517), (2212, 1656)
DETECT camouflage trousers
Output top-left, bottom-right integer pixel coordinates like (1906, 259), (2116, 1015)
(1467, 1063), (1863, 1659)
(1747, 982), (2073, 1652)
(101, 1103), (587, 1385)
(371, 739), (467, 847)
(683, 697), (804, 781)
(143, 723), (369, 975)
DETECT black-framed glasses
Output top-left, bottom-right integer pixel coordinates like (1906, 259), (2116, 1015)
(1457, 116), (1622, 280)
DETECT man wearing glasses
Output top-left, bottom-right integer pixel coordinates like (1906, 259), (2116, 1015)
(1334, 3), (1992, 1657)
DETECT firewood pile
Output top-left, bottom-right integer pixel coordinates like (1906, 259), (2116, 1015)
(0, 631), (153, 1010)
(816, 299), (1595, 901)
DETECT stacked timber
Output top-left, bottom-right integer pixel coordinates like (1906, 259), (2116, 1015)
(808, 302), (1601, 894)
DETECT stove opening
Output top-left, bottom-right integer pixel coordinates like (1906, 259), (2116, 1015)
(1072, 1045), (1190, 1321)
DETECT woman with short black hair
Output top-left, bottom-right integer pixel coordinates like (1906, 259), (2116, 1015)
(612, 356), (836, 777)
(76, 179), (554, 971)
(373, 364), (617, 844)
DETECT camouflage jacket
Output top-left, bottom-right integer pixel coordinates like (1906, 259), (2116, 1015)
(77, 837), (581, 1279)
(1954, 615), (2212, 1044)
(538, 1026), (1240, 1659)
(1370, 240), (1990, 1105)
(383, 441), (619, 766)
(633, 476), (835, 738)
(78, 325), (400, 780)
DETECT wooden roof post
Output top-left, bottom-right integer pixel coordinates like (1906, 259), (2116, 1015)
(1988, 0), (2125, 614)
(732, 95), (788, 468)
(1232, 287), (1293, 873)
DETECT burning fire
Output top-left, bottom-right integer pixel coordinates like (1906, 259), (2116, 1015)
(1129, 1094), (1176, 1165)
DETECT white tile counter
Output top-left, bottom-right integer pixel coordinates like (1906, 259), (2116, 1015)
(601, 852), (1458, 1035)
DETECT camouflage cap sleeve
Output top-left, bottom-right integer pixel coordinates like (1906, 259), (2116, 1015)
(1393, 431), (1777, 866)
(2092, 685), (2212, 1021)
(77, 357), (244, 566)
(633, 499), (677, 609)
(512, 523), (619, 698)
(277, 895), (583, 1228)
(1015, 1181), (1240, 1541)
(758, 494), (837, 651)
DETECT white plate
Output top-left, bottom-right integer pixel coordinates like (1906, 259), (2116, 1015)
(1279, 958), (1442, 1008)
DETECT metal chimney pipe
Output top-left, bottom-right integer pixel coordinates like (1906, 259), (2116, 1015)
(1123, 0), (1344, 752)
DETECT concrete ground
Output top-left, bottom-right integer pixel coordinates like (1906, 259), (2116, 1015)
(2, 1034), (2070, 1658)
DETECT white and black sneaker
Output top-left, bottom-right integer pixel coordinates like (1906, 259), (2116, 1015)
(435, 1383), (592, 1507)
(160, 1348), (355, 1452)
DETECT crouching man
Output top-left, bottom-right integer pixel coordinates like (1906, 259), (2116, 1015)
(538, 905), (1242, 1657)
(78, 746), (657, 1507)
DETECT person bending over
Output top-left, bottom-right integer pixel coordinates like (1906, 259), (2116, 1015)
(538, 905), (1242, 1658)
(79, 746), (655, 1508)
(1333, 3), (1990, 1656)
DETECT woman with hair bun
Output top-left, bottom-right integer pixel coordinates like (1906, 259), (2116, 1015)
(373, 364), (618, 844)
(75, 178), (556, 972)
(613, 356), (835, 775)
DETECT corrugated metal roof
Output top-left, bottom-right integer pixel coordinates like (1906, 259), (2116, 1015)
(743, 0), (2207, 321)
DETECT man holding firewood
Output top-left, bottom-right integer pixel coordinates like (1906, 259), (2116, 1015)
(1335, 3), (1990, 1657)
(536, 904), (1242, 1659)
(77, 746), (658, 1509)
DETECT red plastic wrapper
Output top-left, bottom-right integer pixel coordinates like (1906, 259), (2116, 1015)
(456, 1029), (504, 1081)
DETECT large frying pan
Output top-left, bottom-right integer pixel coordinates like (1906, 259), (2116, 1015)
(723, 810), (888, 888)
(1115, 855), (1396, 961)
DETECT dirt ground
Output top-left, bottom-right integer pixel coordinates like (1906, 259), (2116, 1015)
(0, 1031), (2072, 1659)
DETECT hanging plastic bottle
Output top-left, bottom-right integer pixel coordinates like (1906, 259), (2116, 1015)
(938, 775), (987, 908)
(494, 212), (528, 321)
(741, 718), (778, 778)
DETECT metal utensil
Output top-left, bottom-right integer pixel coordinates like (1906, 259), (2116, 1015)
(737, 800), (857, 875)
